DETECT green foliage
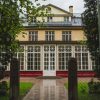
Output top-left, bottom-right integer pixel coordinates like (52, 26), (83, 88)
(65, 82), (100, 100)
(88, 79), (100, 93)
(78, 82), (88, 93)
(0, 65), (5, 80)
(0, 82), (33, 100)
(82, 0), (100, 77)
(0, 0), (49, 64)
(0, 0), (50, 82)
(0, 81), (8, 96)
(20, 82), (33, 96)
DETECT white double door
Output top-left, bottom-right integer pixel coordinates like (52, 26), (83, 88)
(43, 45), (56, 76)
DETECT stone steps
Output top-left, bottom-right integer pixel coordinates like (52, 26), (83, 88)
(36, 76), (62, 79)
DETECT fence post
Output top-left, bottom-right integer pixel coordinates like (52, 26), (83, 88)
(68, 58), (78, 100)
(9, 58), (20, 100)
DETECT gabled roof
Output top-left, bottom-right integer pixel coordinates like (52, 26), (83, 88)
(46, 4), (71, 14)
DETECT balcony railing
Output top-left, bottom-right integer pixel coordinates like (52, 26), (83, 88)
(22, 16), (83, 27)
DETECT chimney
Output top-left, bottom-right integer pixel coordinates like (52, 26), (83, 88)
(69, 6), (73, 13)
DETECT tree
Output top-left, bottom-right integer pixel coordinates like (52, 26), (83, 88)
(82, 0), (100, 77)
(0, 0), (49, 81)
(0, 0), (48, 98)
(0, 0), (48, 64)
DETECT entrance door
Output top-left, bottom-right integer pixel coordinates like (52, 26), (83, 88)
(43, 45), (56, 76)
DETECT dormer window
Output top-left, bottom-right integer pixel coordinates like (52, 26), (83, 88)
(30, 17), (37, 23)
(47, 17), (53, 22)
(47, 7), (51, 13)
(64, 16), (69, 22)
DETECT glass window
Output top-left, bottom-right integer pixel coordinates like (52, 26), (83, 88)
(29, 31), (38, 41)
(64, 16), (69, 22)
(44, 46), (55, 70)
(0, 52), (7, 70)
(75, 53), (81, 70)
(45, 31), (55, 41)
(30, 17), (37, 23)
(58, 45), (71, 70)
(18, 53), (24, 70)
(27, 53), (34, 70)
(16, 46), (25, 71)
(14, 46), (25, 70)
(47, 17), (53, 22)
(91, 58), (96, 70)
(75, 45), (89, 70)
(82, 53), (88, 69)
(62, 31), (71, 41)
(46, 7), (51, 13)
(27, 46), (41, 71)
(32, 17), (37, 22)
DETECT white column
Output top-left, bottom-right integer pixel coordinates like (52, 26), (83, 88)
(41, 45), (43, 71)
(7, 63), (10, 71)
(24, 45), (27, 71)
(72, 45), (75, 57)
(56, 45), (59, 71)
(88, 52), (92, 70)
(55, 45), (57, 71)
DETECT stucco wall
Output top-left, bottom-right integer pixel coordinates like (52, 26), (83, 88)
(16, 30), (86, 41)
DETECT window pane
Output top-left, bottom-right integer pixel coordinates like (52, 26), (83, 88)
(75, 45), (89, 70)
(45, 31), (55, 41)
(58, 45), (71, 70)
(27, 46), (41, 71)
(62, 31), (71, 41)
(29, 31), (38, 41)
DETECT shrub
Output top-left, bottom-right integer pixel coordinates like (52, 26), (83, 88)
(0, 81), (8, 95)
(88, 79), (100, 94)
(0, 66), (5, 80)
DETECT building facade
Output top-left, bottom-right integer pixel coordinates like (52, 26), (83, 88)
(7, 4), (95, 77)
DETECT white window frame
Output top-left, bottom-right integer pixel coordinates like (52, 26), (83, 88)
(27, 45), (41, 71)
(62, 31), (71, 41)
(47, 16), (53, 22)
(64, 16), (69, 22)
(29, 31), (38, 41)
(45, 31), (55, 41)
(58, 45), (72, 71)
(16, 46), (25, 71)
(75, 45), (89, 71)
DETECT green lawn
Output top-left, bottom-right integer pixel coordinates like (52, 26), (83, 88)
(65, 82), (100, 100)
(0, 82), (33, 100)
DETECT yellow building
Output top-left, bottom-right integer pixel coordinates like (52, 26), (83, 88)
(14, 4), (95, 77)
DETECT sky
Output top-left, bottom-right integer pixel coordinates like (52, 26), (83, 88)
(49, 0), (85, 13)
(33, 0), (85, 13)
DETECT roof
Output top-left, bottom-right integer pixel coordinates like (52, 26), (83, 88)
(45, 4), (71, 14)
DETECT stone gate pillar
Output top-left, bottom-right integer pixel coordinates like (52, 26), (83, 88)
(9, 58), (20, 100)
(68, 58), (78, 100)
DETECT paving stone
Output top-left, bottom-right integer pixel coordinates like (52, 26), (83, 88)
(23, 79), (68, 100)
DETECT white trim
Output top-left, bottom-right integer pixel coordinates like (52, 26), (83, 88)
(72, 45), (75, 57)
(10, 44), (94, 72)
(56, 45), (58, 70)
(88, 51), (91, 70)
(41, 45), (43, 70)
(25, 45), (27, 71)
(43, 45), (56, 76)
(55, 45), (57, 71)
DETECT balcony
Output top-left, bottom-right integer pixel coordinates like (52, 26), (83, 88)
(28, 21), (72, 27)
(23, 16), (83, 27)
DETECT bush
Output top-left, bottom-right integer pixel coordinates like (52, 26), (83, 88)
(88, 79), (100, 94)
(0, 66), (5, 80)
(0, 81), (8, 95)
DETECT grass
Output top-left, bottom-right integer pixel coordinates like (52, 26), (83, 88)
(65, 82), (100, 100)
(0, 82), (33, 100)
